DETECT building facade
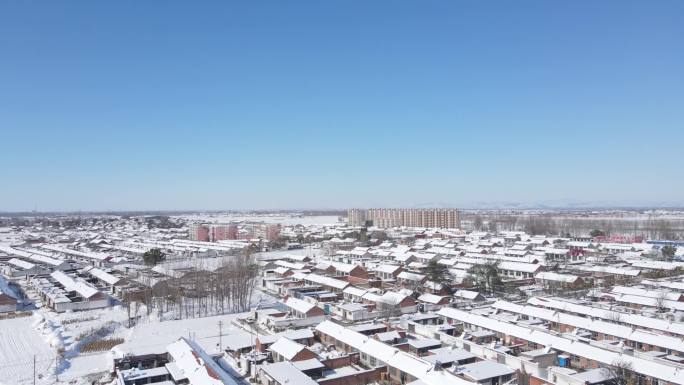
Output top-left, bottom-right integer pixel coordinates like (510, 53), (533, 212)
(348, 208), (460, 229)
(347, 209), (367, 226)
(189, 223), (239, 242)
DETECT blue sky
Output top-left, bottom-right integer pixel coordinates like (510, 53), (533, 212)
(1, 1), (683, 211)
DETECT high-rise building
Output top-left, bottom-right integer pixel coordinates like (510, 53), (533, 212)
(189, 223), (210, 242)
(347, 209), (367, 226)
(348, 208), (460, 229)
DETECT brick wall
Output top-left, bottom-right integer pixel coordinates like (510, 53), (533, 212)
(321, 353), (360, 369)
(317, 366), (386, 385)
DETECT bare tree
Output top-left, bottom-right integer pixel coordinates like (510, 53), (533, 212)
(604, 359), (635, 385)
(655, 291), (668, 312)
(377, 301), (401, 324)
(473, 215), (483, 231)
(605, 311), (623, 324)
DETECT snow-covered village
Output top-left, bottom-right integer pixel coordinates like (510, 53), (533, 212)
(1, 210), (684, 385)
(3, 2), (683, 385)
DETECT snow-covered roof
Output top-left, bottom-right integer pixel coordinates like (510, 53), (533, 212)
(534, 272), (581, 283)
(423, 346), (476, 365)
(315, 321), (472, 385)
(167, 338), (239, 385)
(611, 286), (683, 301)
(493, 300), (684, 353)
(274, 260), (307, 270)
(268, 337), (307, 360)
(50, 271), (100, 299)
(7, 257), (35, 270)
(456, 360), (515, 381)
(0, 246), (66, 267)
(528, 296), (684, 337)
(260, 361), (318, 385)
(343, 286), (368, 297)
(301, 273), (349, 290)
(605, 292), (684, 311)
(41, 244), (111, 261)
(453, 289), (481, 300)
(418, 293), (447, 304)
(283, 297), (316, 314)
(257, 329), (314, 345)
(497, 261), (541, 273)
(569, 264), (641, 276)
(373, 264), (402, 274)
(437, 307), (684, 385)
(329, 261), (360, 273)
(397, 271), (425, 281)
(83, 266), (122, 285)
(407, 338), (441, 349)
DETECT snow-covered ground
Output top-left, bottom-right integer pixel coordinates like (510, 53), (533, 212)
(174, 213), (343, 226)
(113, 311), (253, 359)
(254, 247), (324, 260)
(0, 317), (56, 385)
(0, 302), (266, 385)
(58, 352), (112, 384)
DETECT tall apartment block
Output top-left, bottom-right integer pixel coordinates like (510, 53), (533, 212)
(189, 223), (210, 241)
(347, 209), (367, 226)
(347, 208), (460, 229)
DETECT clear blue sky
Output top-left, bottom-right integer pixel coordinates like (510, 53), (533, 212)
(1, 1), (682, 211)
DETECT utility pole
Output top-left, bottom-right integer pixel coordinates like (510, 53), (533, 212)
(55, 354), (59, 383)
(218, 320), (223, 353)
(33, 355), (36, 385)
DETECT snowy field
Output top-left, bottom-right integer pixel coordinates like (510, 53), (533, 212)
(174, 213), (343, 226)
(0, 317), (56, 385)
(113, 311), (253, 358)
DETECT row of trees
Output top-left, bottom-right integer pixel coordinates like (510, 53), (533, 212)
(467, 212), (684, 239)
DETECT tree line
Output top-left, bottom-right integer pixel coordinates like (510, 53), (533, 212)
(467, 212), (684, 239)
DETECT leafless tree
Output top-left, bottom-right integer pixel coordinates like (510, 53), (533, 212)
(377, 301), (401, 324)
(605, 311), (623, 324)
(604, 359), (635, 385)
(473, 215), (483, 231)
(655, 291), (668, 312)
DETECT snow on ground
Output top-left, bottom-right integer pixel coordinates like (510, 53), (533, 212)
(112, 311), (253, 359)
(0, 302), (264, 385)
(0, 317), (56, 385)
(58, 352), (112, 382)
(254, 247), (323, 260)
(173, 214), (343, 226)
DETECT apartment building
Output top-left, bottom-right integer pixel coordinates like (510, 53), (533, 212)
(189, 223), (239, 242)
(347, 209), (367, 226)
(189, 223), (210, 241)
(348, 208), (460, 229)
